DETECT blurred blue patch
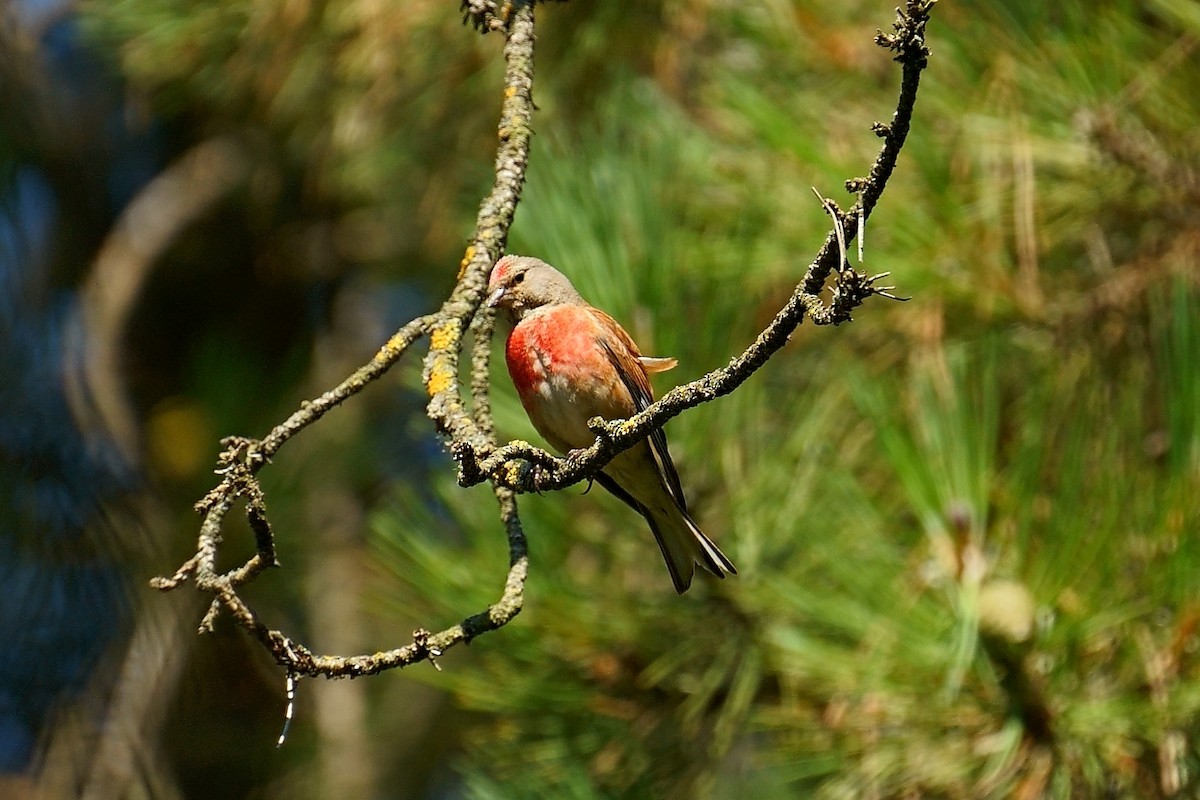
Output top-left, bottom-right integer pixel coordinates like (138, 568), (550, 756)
(0, 4), (149, 773)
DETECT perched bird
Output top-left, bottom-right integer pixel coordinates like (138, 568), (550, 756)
(487, 255), (736, 593)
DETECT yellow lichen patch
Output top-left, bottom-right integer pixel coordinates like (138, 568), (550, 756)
(426, 323), (460, 397)
(379, 331), (410, 359)
(457, 245), (476, 279)
(487, 445), (539, 488)
(430, 321), (459, 352)
(426, 358), (455, 397)
(504, 85), (517, 99)
(594, 417), (628, 437)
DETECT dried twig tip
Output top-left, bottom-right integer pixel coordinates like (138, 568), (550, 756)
(867, 271), (910, 301)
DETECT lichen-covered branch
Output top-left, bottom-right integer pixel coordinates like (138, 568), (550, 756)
(456, 0), (935, 496)
(424, 0), (537, 452)
(154, 0), (934, 686)
(152, 0), (539, 679)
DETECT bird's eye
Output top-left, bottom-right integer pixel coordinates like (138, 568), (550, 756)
(513, 272), (526, 284)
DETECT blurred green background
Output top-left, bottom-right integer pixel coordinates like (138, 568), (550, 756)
(1, 0), (1197, 797)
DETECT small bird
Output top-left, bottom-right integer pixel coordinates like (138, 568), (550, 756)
(487, 254), (736, 593)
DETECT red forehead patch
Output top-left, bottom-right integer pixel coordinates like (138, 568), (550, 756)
(490, 255), (517, 288)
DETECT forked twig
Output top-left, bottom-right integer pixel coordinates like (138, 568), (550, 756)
(153, 0), (936, 686)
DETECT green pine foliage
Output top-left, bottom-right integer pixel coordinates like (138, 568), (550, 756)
(371, 3), (1200, 798)
(79, 0), (1200, 796)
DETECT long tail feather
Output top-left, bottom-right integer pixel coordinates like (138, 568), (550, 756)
(644, 505), (736, 594)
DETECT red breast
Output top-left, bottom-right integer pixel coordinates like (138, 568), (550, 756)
(505, 306), (640, 456)
(506, 306), (612, 400)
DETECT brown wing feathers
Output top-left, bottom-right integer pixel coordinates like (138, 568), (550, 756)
(593, 317), (689, 510)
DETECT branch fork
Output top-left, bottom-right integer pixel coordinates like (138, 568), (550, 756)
(153, 0), (936, 688)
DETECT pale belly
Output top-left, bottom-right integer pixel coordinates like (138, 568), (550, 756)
(520, 368), (603, 453)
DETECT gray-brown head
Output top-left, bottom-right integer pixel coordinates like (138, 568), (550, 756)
(487, 255), (585, 321)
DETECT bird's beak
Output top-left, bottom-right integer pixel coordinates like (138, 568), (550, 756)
(486, 286), (506, 309)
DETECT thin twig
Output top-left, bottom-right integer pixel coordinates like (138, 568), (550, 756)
(458, 0), (934, 496)
(153, 0), (539, 679)
(154, 0), (934, 683)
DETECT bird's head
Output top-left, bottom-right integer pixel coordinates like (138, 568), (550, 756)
(487, 255), (584, 320)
